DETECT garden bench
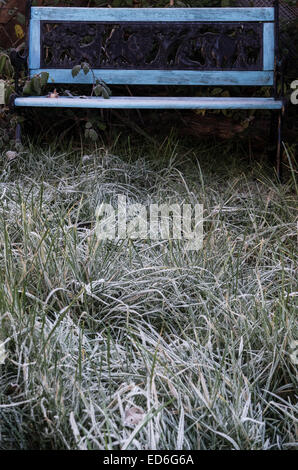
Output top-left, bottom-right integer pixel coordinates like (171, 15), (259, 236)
(10, 1), (285, 177)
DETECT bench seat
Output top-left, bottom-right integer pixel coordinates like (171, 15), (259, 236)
(14, 96), (283, 110)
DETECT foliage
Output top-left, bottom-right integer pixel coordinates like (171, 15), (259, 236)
(0, 52), (13, 79)
(71, 62), (112, 99)
(23, 72), (49, 95)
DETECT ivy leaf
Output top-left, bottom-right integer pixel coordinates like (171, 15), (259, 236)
(0, 54), (7, 74)
(101, 87), (110, 99)
(96, 121), (106, 131)
(103, 83), (111, 96)
(94, 84), (102, 97)
(4, 84), (14, 104)
(84, 128), (98, 141)
(211, 88), (223, 96)
(40, 72), (49, 87)
(82, 62), (90, 75)
(102, 83), (112, 96)
(32, 76), (41, 95)
(96, 79), (111, 96)
(23, 80), (32, 95)
(88, 129), (98, 141)
(72, 65), (81, 78)
(16, 12), (26, 26)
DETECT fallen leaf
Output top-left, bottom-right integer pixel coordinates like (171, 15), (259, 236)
(47, 89), (59, 98)
(6, 151), (18, 161)
(124, 406), (145, 428)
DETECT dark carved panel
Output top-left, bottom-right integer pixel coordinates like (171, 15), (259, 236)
(40, 21), (263, 71)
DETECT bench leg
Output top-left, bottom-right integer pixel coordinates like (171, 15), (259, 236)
(16, 122), (22, 145)
(276, 109), (283, 182)
(9, 94), (23, 148)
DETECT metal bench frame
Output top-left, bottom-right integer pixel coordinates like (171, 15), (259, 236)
(10, 0), (286, 178)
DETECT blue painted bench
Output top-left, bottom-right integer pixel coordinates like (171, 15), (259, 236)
(10, 1), (285, 177)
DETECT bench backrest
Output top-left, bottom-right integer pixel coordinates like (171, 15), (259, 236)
(28, 6), (278, 87)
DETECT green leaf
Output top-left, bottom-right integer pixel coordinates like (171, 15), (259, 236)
(40, 72), (49, 87)
(0, 54), (7, 74)
(103, 83), (111, 96)
(88, 129), (98, 141)
(4, 84), (14, 105)
(211, 88), (223, 96)
(16, 12), (26, 26)
(72, 65), (81, 78)
(23, 80), (32, 95)
(96, 78), (111, 96)
(96, 121), (106, 131)
(94, 84), (102, 97)
(102, 87), (110, 99)
(82, 62), (90, 75)
(32, 76), (41, 95)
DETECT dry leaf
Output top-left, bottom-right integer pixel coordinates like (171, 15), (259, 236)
(6, 151), (18, 161)
(47, 89), (59, 98)
(82, 155), (92, 163)
(124, 406), (145, 428)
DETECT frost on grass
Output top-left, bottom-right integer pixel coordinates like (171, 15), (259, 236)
(0, 341), (6, 364)
(0, 144), (297, 450)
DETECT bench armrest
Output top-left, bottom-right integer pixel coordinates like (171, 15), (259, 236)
(274, 55), (287, 100)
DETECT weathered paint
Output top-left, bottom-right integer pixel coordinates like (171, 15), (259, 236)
(14, 96), (283, 110)
(263, 22), (275, 71)
(31, 7), (275, 22)
(30, 69), (274, 86)
(28, 19), (40, 70)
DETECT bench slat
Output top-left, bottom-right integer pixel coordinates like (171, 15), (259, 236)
(263, 23), (275, 71)
(31, 7), (275, 22)
(30, 69), (274, 86)
(14, 96), (283, 110)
